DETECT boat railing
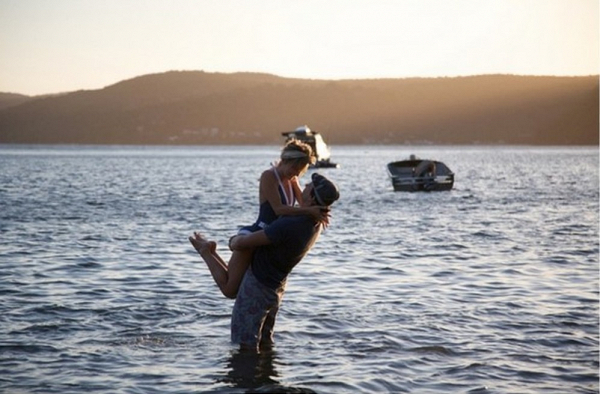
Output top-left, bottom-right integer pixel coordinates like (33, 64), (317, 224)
(392, 174), (453, 184)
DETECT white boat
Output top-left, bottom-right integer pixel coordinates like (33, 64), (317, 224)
(281, 125), (339, 168)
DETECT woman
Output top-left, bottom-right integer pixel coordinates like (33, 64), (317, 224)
(191, 140), (328, 298)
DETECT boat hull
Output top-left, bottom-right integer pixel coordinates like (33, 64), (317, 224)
(387, 160), (454, 192)
(313, 159), (339, 169)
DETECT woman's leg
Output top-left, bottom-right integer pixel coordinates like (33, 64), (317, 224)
(222, 248), (253, 298)
(189, 232), (252, 299)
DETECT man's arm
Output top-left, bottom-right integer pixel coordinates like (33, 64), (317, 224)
(230, 230), (272, 251)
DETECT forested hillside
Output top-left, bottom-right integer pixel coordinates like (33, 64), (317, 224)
(0, 71), (597, 145)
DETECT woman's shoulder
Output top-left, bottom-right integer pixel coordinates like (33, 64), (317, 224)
(260, 168), (276, 182)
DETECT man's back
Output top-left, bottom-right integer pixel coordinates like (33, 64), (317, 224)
(251, 215), (321, 289)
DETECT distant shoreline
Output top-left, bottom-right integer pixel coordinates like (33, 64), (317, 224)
(1, 72), (597, 146)
(1, 143), (598, 148)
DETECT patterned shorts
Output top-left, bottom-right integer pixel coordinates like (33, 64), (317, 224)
(231, 268), (285, 350)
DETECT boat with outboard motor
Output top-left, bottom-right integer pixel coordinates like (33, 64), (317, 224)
(387, 155), (454, 192)
(281, 125), (339, 168)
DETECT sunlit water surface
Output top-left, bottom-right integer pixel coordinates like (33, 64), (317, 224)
(1, 145), (598, 393)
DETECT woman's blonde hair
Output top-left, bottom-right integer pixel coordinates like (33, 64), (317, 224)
(280, 139), (316, 167)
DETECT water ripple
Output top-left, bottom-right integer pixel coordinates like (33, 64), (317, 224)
(0, 145), (598, 393)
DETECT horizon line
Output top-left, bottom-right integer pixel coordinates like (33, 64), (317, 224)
(2, 70), (598, 97)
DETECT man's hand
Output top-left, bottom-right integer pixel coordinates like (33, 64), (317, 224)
(308, 205), (331, 228)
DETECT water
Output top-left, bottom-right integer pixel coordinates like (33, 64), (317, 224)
(0, 144), (598, 394)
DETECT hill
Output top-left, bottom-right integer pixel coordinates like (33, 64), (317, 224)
(0, 93), (33, 110)
(0, 71), (597, 145)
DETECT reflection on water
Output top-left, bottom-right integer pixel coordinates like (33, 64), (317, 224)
(222, 349), (278, 390)
(222, 349), (316, 393)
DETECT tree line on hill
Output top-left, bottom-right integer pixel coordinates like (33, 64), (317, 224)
(0, 71), (597, 145)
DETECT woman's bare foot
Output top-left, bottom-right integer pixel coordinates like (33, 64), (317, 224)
(189, 232), (217, 255)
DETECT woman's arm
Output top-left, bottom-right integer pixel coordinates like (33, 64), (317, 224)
(291, 176), (304, 205)
(260, 170), (325, 220)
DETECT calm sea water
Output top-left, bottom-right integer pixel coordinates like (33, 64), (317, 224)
(0, 145), (598, 394)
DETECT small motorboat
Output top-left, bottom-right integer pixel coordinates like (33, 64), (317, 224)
(387, 157), (454, 192)
(282, 125), (339, 168)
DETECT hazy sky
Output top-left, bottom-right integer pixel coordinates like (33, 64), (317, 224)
(1, 0), (598, 95)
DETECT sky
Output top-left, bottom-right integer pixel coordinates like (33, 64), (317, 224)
(1, 0), (598, 96)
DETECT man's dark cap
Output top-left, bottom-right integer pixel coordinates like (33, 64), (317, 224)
(311, 173), (340, 206)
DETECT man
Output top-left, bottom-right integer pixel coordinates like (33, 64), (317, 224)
(190, 173), (340, 351)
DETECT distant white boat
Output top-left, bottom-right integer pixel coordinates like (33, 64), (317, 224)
(281, 125), (339, 168)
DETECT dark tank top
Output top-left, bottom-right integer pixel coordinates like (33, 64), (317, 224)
(240, 168), (295, 233)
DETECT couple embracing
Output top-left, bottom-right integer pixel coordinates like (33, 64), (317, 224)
(190, 140), (340, 351)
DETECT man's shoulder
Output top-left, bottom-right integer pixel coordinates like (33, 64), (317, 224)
(277, 214), (314, 226)
(265, 215), (317, 238)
